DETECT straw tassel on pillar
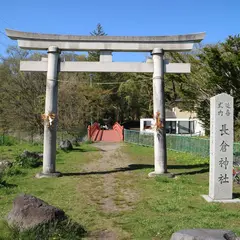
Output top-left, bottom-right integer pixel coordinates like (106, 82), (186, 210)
(41, 113), (56, 128)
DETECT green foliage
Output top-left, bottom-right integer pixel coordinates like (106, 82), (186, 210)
(0, 171), (7, 188)
(0, 46), (46, 135)
(182, 36), (240, 140)
(88, 23), (107, 62)
(0, 219), (86, 240)
(0, 135), (16, 146)
(84, 139), (93, 144)
(14, 155), (42, 168)
(4, 165), (24, 176)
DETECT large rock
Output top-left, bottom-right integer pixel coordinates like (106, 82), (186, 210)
(7, 194), (66, 231)
(59, 140), (73, 151)
(0, 160), (12, 172)
(170, 229), (239, 240)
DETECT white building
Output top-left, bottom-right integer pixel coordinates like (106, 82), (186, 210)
(140, 107), (205, 136)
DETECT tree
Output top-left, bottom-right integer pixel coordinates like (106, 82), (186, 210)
(58, 81), (110, 134)
(167, 36), (240, 139)
(87, 23), (129, 122)
(195, 36), (240, 139)
(88, 23), (107, 61)
(0, 47), (46, 134)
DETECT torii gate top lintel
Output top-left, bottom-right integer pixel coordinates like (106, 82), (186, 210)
(6, 29), (205, 52)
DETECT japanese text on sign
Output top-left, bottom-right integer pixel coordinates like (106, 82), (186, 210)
(218, 102), (231, 117)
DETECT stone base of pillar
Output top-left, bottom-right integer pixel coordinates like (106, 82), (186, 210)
(201, 195), (240, 203)
(148, 171), (175, 178)
(35, 172), (62, 179)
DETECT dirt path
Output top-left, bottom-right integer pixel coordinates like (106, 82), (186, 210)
(84, 142), (137, 213)
(80, 142), (138, 239)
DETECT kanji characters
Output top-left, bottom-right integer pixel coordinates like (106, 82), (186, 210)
(220, 124), (229, 136)
(219, 157), (229, 170)
(218, 173), (229, 184)
(217, 101), (231, 116)
(218, 110), (224, 116)
(218, 102), (223, 108)
(226, 109), (231, 116)
(220, 141), (229, 152)
(225, 102), (231, 109)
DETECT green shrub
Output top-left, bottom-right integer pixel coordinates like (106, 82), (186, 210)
(0, 135), (16, 146)
(14, 155), (42, 168)
(0, 171), (7, 188)
(0, 219), (86, 240)
(84, 140), (93, 144)
(32, 142), (42, 146)
(4, 165), (24, 176)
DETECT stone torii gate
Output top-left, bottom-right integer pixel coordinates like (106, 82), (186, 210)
(6, 29), (205, 178)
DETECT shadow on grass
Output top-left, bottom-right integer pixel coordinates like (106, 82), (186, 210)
(0, 182), (17, 188)
(169, 163), (209, 176)
(174, 168), (209, 176)
(168, 163), (209, 169)
(62, 163), (209, 177)
(61, 148), (105, 153)
(233, 192), (240, 198)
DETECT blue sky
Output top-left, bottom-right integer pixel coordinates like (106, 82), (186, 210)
(0, 0), (239, 61)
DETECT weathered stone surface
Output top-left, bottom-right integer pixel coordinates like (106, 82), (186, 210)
(0, 160), (12, 171)
(59, 140), (73, 151)
(21, 150), (43, 159)
(170, 229), (238, 240)
(7, 194), (66, 231)
(6, 29), (205, 43)
(224, 232), (240, 240)
(20, 61), (191, 74)
(6, 29), (206, 52)
(209, 93), (233, 200)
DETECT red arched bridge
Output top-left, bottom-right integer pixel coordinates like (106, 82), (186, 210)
(88, 122), (124, 142)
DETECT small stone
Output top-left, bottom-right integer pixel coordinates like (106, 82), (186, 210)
(170, 229), (238, 240)
(224, 232), (238, 240)
(59, 140), (73, 151)
(0, 160), (12, 171)
(7, 194), (66, 231)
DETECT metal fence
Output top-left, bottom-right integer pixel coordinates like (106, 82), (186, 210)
(124, 129), (240, 158)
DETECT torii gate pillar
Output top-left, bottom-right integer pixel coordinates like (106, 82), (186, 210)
(148, 48), (168, 177)
(36, 46), (61, 178)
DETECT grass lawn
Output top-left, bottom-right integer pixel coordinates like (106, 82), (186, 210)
(0, 142), (240, 239)
(123, 145), (240, 239)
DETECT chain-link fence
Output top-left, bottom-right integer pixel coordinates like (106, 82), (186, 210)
(124, 129), (240, 158)
(124, 130), (154, 147)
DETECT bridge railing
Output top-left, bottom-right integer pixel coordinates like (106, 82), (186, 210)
(113, 122), (124, 140)
(88, 122), (100, 140)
